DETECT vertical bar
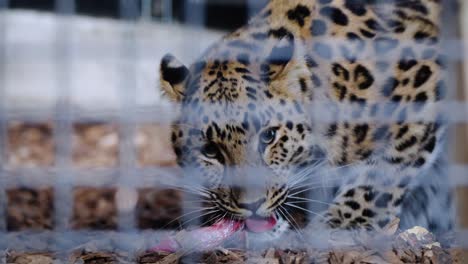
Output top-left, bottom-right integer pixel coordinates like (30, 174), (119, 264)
(162, 0), (172, 22)
(0, 0), (8, 8)
(0, 7), (8, 232)
(246, 0), (255, 20)
(447, 0), (468, 231)
(141, 0), (152, 20)
(454, 0), (468, 252)
(454, 0), (468, 175)
(53, 0), (75, 233)
(442, 0), (462, 168)
(120, 0), (140, 20)
(185, 0), (205, 27)
(180, 0), (205, 229)
(117, 1), (138, 232)
(55, 0), (75, 14)
(440, 0), (460, 99)
(247, 0), (268, 19)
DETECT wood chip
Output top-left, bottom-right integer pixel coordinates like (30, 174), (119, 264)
(69, 251), (132, 264)
(382, 217), (400, 236)
(6, 188), (54, 231)
(6, 252), (54, 264)
(137, 251), (172, 264)
(72, 187), (117, 230)
(7, 122), (55, 167)
(72, 123), (119, 168)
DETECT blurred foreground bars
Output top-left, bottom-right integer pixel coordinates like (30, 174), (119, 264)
(0, 0), (466, 261)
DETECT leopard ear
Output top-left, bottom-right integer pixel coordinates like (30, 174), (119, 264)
(261, 37), (295, 82)
(159, 54), (189, 102)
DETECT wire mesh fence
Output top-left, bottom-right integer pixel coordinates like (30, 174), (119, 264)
(0, 0), (467, 262)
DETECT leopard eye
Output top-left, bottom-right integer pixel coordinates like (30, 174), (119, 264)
(201, 142), (221, 159)
(260, 128), (277, 145)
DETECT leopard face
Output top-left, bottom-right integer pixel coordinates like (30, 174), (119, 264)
(161, 53), (326, 232)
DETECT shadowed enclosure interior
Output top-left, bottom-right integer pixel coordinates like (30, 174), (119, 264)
(0, 0), (467, 263)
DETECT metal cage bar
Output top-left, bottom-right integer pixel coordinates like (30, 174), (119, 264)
(0, 0), (8, 9)
(55, 0), (75, 14)
(185, 0), (205, 27)
(0, 2), (7, 233)
(53, 0), (75, 233)
(117, 0), (139, 231)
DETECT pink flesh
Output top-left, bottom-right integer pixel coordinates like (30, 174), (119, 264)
(245, 216), (277, 233)
(151, 219), (243, 253)
(151, 235), (180, 252)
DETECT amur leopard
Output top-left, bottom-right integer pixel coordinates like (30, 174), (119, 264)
(158, 0), (453, 240)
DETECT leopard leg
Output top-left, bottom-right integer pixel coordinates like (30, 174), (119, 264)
(321, 185), (404, 231)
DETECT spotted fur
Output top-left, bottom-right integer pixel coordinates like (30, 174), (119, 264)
(159, 0), (453, 237)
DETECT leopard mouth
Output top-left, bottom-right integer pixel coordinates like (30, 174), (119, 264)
(151, 214), (283, 253)
(244, 215), (277, 233)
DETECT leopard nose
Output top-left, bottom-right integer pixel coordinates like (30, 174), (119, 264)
(239, 198), (266, 213)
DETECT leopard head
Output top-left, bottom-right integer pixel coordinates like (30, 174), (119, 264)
(158, 37), (328, 235)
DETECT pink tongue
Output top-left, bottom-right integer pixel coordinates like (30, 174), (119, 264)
(245, 216), (277, 233)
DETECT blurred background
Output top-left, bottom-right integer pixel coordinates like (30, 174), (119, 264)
(0, 0), (467, 262)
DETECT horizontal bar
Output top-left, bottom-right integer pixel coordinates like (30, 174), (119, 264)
(0, 167), (183, 189)
(0, 101), (465, 122)
(0, 228), (466, 252)
(0, 230), (170, 252)
(0, 104), (178, 124)
(1, 164), (467, 189)
(1, 38), (464, 62)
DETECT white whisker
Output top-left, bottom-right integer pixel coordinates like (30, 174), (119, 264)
(288, 185), (337, 197)
(161, 206), (216, 229)
(287, 196), (334, 207)
(284, 203), (325, 219)
(288, 160), (361, 190)
(159, 184), (211, 198)
(278, 205), (305, 240)
(181, 209), (221, 227)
